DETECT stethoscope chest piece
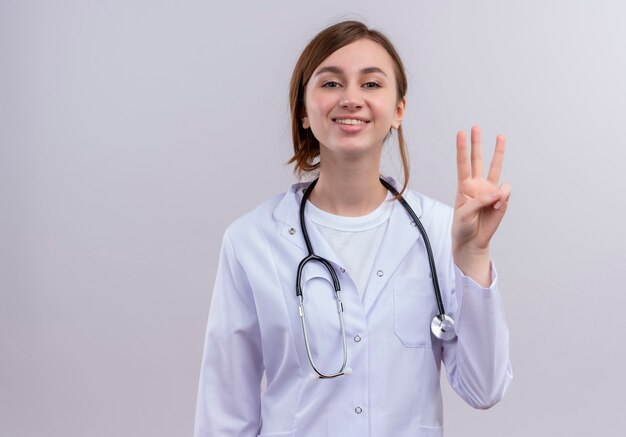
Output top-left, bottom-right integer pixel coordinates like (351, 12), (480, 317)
(431, 314), (457, 341)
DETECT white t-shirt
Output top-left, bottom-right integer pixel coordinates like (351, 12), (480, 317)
(306, 193), (393, 301)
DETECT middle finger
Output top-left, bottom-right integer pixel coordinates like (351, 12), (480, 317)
(471, 125), (483, 178)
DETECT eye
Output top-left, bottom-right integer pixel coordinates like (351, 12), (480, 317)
(322, 81), (341, 88)
(363, 81), (382, 89)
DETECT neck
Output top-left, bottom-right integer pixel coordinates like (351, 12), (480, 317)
(308, 149), (388, 217)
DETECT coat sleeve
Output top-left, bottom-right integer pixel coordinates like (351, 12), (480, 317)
(441, 260), (513, 409)
(194, 229), (264, 437)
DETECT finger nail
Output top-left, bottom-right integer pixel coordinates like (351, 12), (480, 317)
(494, 201), (502, 209)
(492, 191), (500, 199)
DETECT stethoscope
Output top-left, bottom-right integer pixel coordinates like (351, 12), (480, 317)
(296, 177), (457, 379)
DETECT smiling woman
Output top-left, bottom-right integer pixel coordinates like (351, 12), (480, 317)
(194, 20), (512, 437)
(300, 38), (406, 213)
(288, 22), (409, 196)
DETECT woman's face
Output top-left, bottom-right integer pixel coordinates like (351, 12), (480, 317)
(302, 38), (405, 161)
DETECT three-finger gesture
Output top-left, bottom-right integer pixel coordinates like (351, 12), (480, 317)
(452, 126), (512, 284)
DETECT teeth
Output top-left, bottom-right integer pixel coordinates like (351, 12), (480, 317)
(335, 119), (367, 125)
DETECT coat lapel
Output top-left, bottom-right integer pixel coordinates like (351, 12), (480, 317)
(273, 182), (346, 272)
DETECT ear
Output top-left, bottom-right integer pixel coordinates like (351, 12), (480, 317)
(302, 115), (310, 129)
(391, 98), (406, 129)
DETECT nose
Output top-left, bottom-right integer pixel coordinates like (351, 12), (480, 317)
(339, 85), (363, 110)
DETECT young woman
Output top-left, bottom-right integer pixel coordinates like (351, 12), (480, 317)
(194, 20), (512, 437)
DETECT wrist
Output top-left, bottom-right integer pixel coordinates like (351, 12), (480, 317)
(453, 244), (489, 264)
(453, 247), (492, 287)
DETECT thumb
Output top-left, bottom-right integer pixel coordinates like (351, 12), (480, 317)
(456, 190), (500, 221)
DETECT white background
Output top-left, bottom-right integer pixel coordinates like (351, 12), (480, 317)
(2, 0), (625, 435)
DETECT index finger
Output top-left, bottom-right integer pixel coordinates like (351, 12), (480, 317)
(456, 130), (470, 183)
(487, 134), (506, 183)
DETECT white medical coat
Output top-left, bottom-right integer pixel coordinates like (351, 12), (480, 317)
(194, 179), (512, 437)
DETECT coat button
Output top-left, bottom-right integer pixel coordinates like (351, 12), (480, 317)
(355, 406), (363, 414)
(288, 228), (296, 235)
(410, 221), (417, 227)
(376, 269), (384, 277)
(340, 267), (345, 273)
(354, 335), (361, 343)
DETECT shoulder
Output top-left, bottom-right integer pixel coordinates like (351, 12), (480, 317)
(224, 194), (280, 243)
(408, 189), (453, 219)
(393, 185), (455, 265)
(222, 181), (306, 246)
(383, 175), (453, 221)
(403, 188), (454, 254)
(380, 175), (454, 247)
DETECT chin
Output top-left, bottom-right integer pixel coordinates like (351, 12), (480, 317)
(333, 144), (381, 159)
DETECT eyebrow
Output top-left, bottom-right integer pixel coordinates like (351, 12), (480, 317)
(313, 66), (388, 77)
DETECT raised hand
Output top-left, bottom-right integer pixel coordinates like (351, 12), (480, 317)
(451, 125), (512, 286)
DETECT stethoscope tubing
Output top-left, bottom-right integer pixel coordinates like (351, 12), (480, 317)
(296, 177), (455, 379)
(378, 178), (446, 317)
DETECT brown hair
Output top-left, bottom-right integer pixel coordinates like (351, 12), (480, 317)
(288, 20), (410, 195)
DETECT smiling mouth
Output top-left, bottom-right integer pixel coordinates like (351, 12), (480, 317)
(333, 118), (370, 125)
